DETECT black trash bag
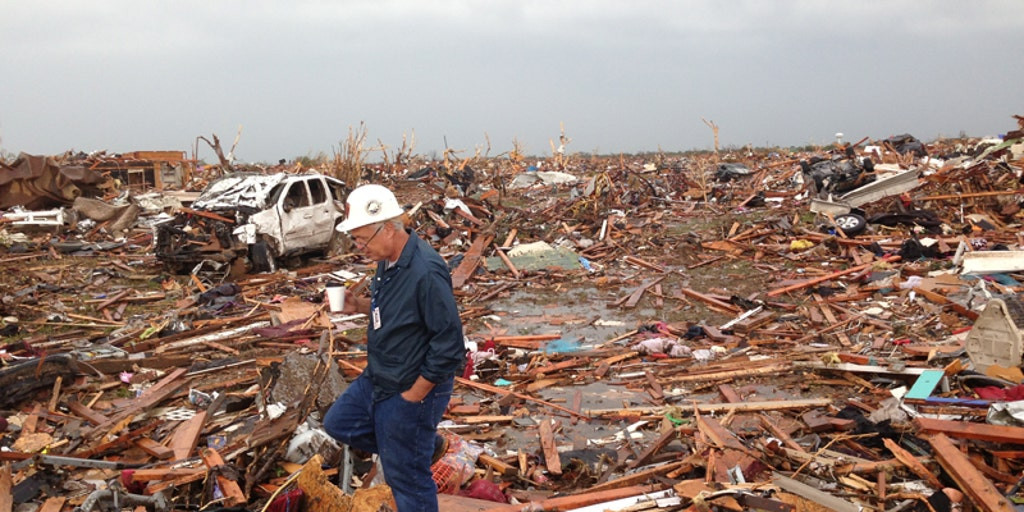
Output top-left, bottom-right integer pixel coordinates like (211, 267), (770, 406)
(882, 133), (928, 157)
(198, 282), (242, 306)
(898, 237), (939, 260)
(683, 325), (706, 339)
(715, 163), (752, 182)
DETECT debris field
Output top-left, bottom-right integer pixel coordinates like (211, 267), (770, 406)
(2, 119), (1024, 512)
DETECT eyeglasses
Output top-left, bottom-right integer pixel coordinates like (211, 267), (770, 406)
(351, 223), (385, 248)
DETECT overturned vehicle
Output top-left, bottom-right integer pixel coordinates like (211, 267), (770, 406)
(155, 173), (348, 273)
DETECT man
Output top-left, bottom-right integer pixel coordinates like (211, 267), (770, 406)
(323, 184), (465, 512)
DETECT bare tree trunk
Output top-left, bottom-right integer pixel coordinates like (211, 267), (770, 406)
(197, 134), (233, 174)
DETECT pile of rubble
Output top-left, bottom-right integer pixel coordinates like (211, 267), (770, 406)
(1, 118), (1023, 512)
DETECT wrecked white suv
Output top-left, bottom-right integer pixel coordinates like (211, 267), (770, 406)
(155, 173), (348, 273)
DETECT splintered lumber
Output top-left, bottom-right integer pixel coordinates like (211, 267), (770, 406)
(538, 419), (562, 476)
(1, 463), (12, 512)
(480, 484), (665, 512)
(759, 414), (805, 453)
(168, 411), (207, 461)
(73, 421), (161, 459)
(678, 288), (741, 314)
(488, 333), (562, 350)
(917, 189), (1024, 201)
(451, 234), (494, 288)
(180, 207), (235, 224)
(586, 461), (689, 493)
(627, 426), (680, 470)
(615, 276), (667, 309)
(296, 454), (353, 512)
(662, 362), (791, 384)
(772, 473), (861, 512)
(882, 438), (941, 489)
(66, 401), (110, 426)
(927, 433), (1015, 512)
(455, 377), (590, 420)
(133, 437), (174, 460)
(914, 417), (1024, 444)
(586, 398), (831, 417)
(527, 357), (586, 377)
(36, 497), (65, 512)
(718, 384), (743, 403)
(129, 468), (207, 482)
(478, 454), (517, 476)
(201, 447), (246, 507)
(85, 367), (188, 438)
(767, 255), (901, 297)
(493, 244), (520, 278)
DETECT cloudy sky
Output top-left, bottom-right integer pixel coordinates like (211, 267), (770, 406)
(2, 1), (1022, 164)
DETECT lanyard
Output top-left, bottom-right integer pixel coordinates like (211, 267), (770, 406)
(370, 264), (401, 323)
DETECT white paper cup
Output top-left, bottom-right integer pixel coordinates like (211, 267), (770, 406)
(326, 283), (345, 312)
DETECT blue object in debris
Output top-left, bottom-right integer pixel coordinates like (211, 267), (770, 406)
(493, 378), (513, 387)
(544, 337), (582, 354)
(579, 257), (592, 271)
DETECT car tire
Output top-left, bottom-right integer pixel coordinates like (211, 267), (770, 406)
(834, 213), (867, 236)
(862, 157), (874, 173)
(250, 240), (276, 273)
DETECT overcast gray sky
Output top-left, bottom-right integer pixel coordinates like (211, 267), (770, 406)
(2, 1), (1022, 164)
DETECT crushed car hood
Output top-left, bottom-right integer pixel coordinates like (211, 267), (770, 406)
(193, 174), (289, 211)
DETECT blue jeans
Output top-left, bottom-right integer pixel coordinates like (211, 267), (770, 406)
(323, 374), (453, 512)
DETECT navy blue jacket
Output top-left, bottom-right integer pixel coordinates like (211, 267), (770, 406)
(365, 230), (465, 400)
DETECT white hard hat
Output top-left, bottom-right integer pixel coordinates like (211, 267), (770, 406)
(336, 184), (405, 233)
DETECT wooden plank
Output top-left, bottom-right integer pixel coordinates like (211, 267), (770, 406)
(201, 447), (246, 506)
(66, 401), (110, 426)
(0, 463), (12, 512)
(456, 377), (589, 420)
(882, 438), (941, 489)
(905, 369), (945, 400)
(526, 357), (585, 377)
(451, 234), (494, 288)
(85, 367), (189, 438)
(587, 461), (688, 493)
(773, 473), (861, 512)
(73, 421), (161, 459)
(133, 437), (174, 460)
(477, 454), (517, 477)
(718, 384), (743, 403)
(663, 363), (791, 385)
(168, 411), (207, 461)
(914, 417), (1024, 444)
(760, 414), (805, 453)
(644, 370), (664, 403)
(767, 255), (901, 297)
(621, 276), (667, 309)
(586, 398), (832, 417)
(36, 497), (65, 512)
(538, 418), (562, 476)
(626, 426), (678, 470)
(927, 433), (1015, 512)
(493, 244), (520, 278)
(679, 288), (741, 314)
(129, 468), (206, 482)
(480, 484), (665, 512)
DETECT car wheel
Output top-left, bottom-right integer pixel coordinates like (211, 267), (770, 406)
(862, 157), (874, 173)
(834, 213), (867, 236)
(250, 240), (276, 273)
